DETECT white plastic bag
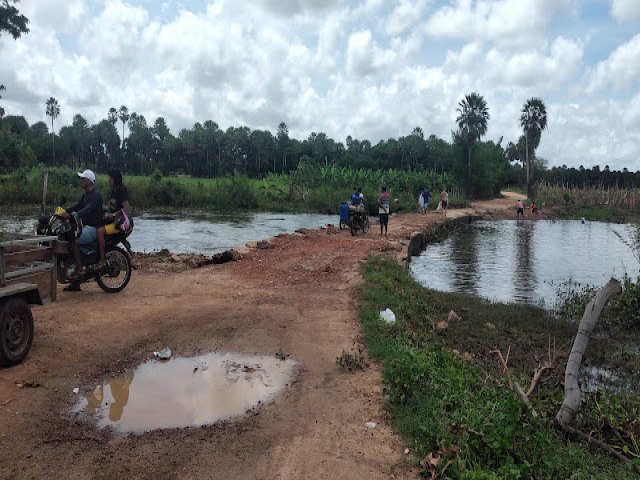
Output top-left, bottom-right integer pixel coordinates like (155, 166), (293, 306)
(379, 308), (396, 324)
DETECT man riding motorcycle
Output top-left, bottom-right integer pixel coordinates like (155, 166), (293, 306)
(62, 169), (103, 289)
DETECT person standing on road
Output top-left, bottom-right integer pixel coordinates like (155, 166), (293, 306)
(440, 187), (449, 216)
(378, 186), (390, 236)
(516, 199), (525, 219)
(419, 187), (430, 214)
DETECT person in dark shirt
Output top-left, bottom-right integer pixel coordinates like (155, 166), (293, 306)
(63, 169), (103, 279)
(96, 169), (132, 270)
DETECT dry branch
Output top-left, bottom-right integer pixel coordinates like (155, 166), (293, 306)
(556, 278), (622, 426)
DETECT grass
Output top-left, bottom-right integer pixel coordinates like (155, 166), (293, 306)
(359, 255), (640, 478)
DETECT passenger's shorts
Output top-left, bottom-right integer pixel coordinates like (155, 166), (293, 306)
(77, 225), (97, 246)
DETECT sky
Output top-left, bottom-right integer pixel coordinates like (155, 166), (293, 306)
(1, 0), (639, 171)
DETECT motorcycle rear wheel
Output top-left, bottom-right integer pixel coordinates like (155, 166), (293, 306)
(96, 246), (132, 293)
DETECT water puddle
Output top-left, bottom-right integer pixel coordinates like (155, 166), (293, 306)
(72, 352), (296, 433)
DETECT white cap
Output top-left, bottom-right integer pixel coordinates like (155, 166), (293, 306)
(77, 169), (96, 184)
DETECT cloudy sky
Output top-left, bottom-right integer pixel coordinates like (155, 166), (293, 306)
(1, 0), (639, 171)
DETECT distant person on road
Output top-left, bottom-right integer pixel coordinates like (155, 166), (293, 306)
(378, 186), (390, 236)
(419, 187), (430, 214)
(440, 188), (449, 216)
(516, 199), (525, 219)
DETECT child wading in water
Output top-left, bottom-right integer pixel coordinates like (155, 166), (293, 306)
(516, 199), (525, 219)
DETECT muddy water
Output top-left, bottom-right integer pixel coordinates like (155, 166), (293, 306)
(410, 220), (638, 308)
(0, 211), (334, 255)
(72, 353), (296, 433)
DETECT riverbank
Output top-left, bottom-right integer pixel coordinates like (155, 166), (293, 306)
(0, 194), (636, 478)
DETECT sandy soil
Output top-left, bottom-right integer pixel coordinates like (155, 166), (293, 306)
(0, 194), (530, 480)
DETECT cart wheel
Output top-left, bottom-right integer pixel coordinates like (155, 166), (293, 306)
(0, 298), (34, 367)
(362, 215), (370, 233)
(339, 220), (344, 230)
(350, 219), (357, 236)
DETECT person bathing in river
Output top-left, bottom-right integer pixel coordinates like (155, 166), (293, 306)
(516, 199), (525, 219)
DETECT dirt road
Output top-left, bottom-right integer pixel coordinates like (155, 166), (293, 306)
(0, 196), (524, 479)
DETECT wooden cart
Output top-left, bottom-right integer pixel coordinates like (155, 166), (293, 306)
(0, 232), (59, 366)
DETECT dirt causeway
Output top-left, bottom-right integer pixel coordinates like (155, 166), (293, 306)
(0, 194), (526, 479)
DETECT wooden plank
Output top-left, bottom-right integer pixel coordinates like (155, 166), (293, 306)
(5, 273), (51, 303)
(5, 262), (55, 280)
(0, 282), (40, 298)
(0, 235), (58, 247)
(3, 247), (52, 270)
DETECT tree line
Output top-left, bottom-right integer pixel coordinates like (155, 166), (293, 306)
(2, 2), (639, 199)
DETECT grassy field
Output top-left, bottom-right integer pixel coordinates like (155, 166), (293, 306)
(356, 256), (640, 478)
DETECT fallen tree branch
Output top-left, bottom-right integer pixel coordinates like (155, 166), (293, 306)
(491, 347), (538, 417)
(555, 419), (640, 472)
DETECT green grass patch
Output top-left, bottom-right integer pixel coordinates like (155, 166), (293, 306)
(359, 256), (639, 478)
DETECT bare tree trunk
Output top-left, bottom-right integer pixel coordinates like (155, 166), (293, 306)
(41, 170), (49, 215)
(525, 135), (530, 199)
(556, 278), (622, 426)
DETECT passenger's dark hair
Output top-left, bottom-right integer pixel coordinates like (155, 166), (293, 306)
(108, 169), (123, 187)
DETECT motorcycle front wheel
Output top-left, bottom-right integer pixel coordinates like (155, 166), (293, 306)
(96, 246), (132, 293)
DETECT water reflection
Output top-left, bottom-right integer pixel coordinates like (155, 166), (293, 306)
(0, 211), (334, 255)
(72, 352), (296, 433)
(410, 220), (637, 307)
(514, 221), (535, 302)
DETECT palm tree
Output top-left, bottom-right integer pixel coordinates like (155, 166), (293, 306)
(0, 85), (5, 120)
(45, 96), (60, 164)
(520, 97), (548, 200)
(118, 105), (129, 149)
(107, 107), (118, 126)
(456, 92), (489, 196)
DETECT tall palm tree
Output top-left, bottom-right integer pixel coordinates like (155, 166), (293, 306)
(45, 96), (60, 164)
(520, 97), (548, 200)
(118, 105), (129, 149)
(0, 85), (5, 120)
(456, 92), (490, 196)
(107, 107), (118, 126)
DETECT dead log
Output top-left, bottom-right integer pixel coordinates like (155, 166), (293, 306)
(555, 278), (622, 426)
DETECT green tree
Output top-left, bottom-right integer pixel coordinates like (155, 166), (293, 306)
(520, 97), (547, 200)
(107, 107), (118, 127)
(0, 0), (28, 39)
(277, 122), (289, 173)
(456, 92), (489, 197)
(45, 96), (60, 165)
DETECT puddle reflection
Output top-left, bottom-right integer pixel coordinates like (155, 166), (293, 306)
(72, 353), (296, 433)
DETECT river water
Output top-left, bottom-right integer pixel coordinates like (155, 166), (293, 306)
(0, 211), (335, 255)
(409, 220), (639, 308)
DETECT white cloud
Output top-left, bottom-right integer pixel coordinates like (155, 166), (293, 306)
(19, 0), (85, 32)
(587, 34), (640, 93)
(1, 0), (639, 171)
(385, 0), (429, 36)
(610, 0), (640, 21)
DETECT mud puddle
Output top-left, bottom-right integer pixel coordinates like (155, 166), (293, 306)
(72, 352), (296, 433)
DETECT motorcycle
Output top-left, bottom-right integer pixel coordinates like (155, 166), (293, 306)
(36, 201), (133, 293)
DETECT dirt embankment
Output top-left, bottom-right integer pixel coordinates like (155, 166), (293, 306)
(0, 195), (524, 480)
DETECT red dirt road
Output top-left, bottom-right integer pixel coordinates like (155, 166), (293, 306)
(0, 196), (522, 479)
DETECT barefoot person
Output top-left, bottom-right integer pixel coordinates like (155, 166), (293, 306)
(378, 186), (390, 236)
(440, 187), (449, 216)
(516, 199), (525, 219)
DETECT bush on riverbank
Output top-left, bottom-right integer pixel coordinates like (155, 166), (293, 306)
(360, 256), (638, 478)
(0, 166), (467, 214)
